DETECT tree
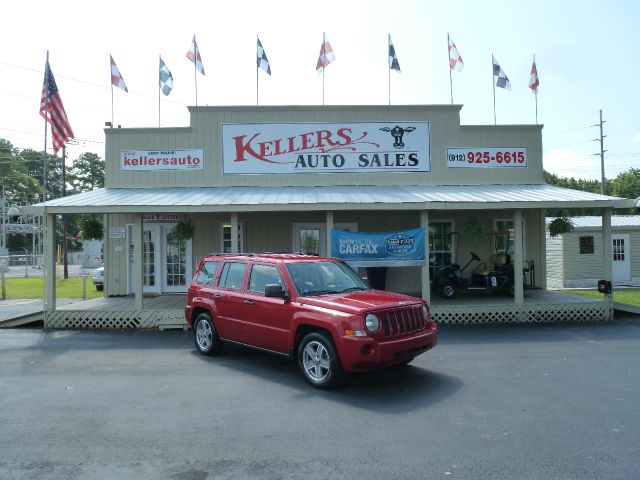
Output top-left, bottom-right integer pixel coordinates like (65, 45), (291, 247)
(610, 168), (640, 201)
(0, 139), (44, 204)
(68, 152), (105, 192)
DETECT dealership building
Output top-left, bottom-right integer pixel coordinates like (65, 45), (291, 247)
(33, 104), (634, 328)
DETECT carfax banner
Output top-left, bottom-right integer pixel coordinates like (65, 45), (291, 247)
(331, 228), (426, 267)
(222, 122), (430, 174)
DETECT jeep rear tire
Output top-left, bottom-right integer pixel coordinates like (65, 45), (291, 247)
(298, 331), (343, 389)
(194, 313), (223, 356)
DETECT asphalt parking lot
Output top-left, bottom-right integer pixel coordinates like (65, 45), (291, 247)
(1, 318), (639, 480)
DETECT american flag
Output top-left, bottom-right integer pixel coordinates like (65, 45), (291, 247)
(389, 34), (401, 72)
(316, 33), (335, 73)
(110, 55), (128, 92)
(492, 55), (511, 90)
(187, 35), (205, 75)
(529, 60), (539, 94)
(448, 34), (464, 72)
(39, 54), (74, 155)
(257, 37), (271, 75)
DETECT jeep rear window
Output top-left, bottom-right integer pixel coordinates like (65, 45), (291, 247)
(218, 262), (247, 290)
(195, 261), (219, 284)
(286, 261), (369, 296)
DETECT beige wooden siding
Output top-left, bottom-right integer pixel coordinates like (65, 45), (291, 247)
(631, 231), (640, 279)
(105, 105), (543, 189)
(105, 213), (136, 296)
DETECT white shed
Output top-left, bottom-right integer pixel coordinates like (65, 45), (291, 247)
(546, 215), (640, 288)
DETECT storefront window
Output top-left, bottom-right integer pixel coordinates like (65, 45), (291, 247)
(495, 220), (514, 255)
(429, 222), (453, 276)
(579, 236), (594, 255)
(222, 223), (244, 253)
(299, 229), (320, 255)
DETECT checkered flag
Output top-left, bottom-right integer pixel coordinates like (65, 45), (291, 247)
(257, 37), (271, 75)
(492, 55), (511, 90)
(448, 34), (464, 72)
(159, 57), (173, 96)
(389, 34), (401, 72)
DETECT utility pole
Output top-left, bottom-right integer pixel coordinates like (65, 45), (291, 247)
(593, 109), (607, 195)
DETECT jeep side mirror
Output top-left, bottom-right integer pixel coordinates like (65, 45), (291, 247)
(265, 283), (288, 299)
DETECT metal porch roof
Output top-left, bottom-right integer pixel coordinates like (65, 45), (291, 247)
(31, 184), (633, 214)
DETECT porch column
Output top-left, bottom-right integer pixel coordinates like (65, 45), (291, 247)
(133, 213), (143, 311)
(230, 213), (239, 253)
(602, 207), (613, 284)
(513, 209), (524, 306)
(102, 214), (109, 296)
(44, 213), (56, 312)
(326, 211), (334, 257)
(420, 210), (431, 303)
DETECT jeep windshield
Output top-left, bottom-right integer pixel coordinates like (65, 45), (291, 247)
(286, 261), (370, 297)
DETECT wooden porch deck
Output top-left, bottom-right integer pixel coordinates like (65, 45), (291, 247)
(42, 289), (611, 329)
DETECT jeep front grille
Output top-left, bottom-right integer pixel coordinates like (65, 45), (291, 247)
(380, 306), (427, 337)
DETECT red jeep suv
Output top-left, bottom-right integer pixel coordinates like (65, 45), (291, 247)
(185, 253), (437, 389)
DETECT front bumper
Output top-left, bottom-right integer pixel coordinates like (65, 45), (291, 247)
(337, 324), (438, 372)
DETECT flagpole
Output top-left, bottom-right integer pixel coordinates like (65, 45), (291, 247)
(534, 54), (538, 124)
(388, 34), (391, 106)
(194, 51), (198, 106)
(158, 55), (161, 128)
(322, 32), (326, 106)
(43, 51), (49, 201)
(256, 34), (259, 106)
(492, 55), (497, 125)
(111, 63), (114, 126)
(448, 33), (453, 104)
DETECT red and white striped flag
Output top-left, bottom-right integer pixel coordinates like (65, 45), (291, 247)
(529, 60), (539, 94)
(316, 33), (335, 73)
(448, 34), (464, 72)
(187, 35), (205, 75)
(110, 55), (128, 92)
(39, 53), (74, 155)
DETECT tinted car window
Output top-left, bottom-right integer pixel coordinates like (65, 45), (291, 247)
(218, 262), (246, 289)
(195, 261), (219, 284)
(249, 264), (284, 294)
(286, 261), (369, 296)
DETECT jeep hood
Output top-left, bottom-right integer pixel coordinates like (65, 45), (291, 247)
(298, 290), (423, 315)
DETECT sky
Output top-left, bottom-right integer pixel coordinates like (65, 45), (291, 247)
(1, 0), (639, 181)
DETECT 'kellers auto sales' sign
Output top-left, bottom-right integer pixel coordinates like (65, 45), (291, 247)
(222, 122), (430, 174)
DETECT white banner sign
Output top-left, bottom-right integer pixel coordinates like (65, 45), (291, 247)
(120, 149), (204, 171)
(222, 122), (430, 174)
(447, 147), (527, 168)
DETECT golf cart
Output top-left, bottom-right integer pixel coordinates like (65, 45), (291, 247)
(431, 251), (519, 299)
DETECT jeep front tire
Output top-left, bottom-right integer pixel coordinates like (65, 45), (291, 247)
(298, 331), (343, 389)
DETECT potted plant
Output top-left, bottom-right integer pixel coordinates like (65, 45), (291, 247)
(172, 219), (194, 241)
(463, 218), (485, 243)
(547, 217), (574, 238)
(78, 215), (103, 240)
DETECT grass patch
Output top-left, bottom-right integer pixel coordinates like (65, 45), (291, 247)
(1, 277), (103, 300)
(564, 288), (640, 307)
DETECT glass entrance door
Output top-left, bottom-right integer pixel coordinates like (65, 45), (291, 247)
(128, 224), (161, 294)
(163, 226), (192, 292)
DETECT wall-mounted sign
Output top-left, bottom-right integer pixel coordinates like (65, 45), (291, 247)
(223, 122), (430, 174)
(108, 227), (126, 239)
(120, 149), (204, 171)
(447, 147), (527, 168)
(331, 228), (426, 267)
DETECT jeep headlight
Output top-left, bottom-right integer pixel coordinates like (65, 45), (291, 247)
(365, 313), (380, 332)
(422, 304), (429, 321)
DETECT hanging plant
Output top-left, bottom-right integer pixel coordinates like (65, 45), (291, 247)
(171, 220), (194, 241)
(548, 217), (574, 238)
(78, 215), (103, 240)
(463, 219), (485, 243)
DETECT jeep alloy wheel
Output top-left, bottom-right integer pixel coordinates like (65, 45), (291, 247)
(298, 332), (343, 389)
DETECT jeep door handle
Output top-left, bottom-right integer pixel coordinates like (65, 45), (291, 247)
(213, 293), (224, 300)
(243, 300), (255, 305)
